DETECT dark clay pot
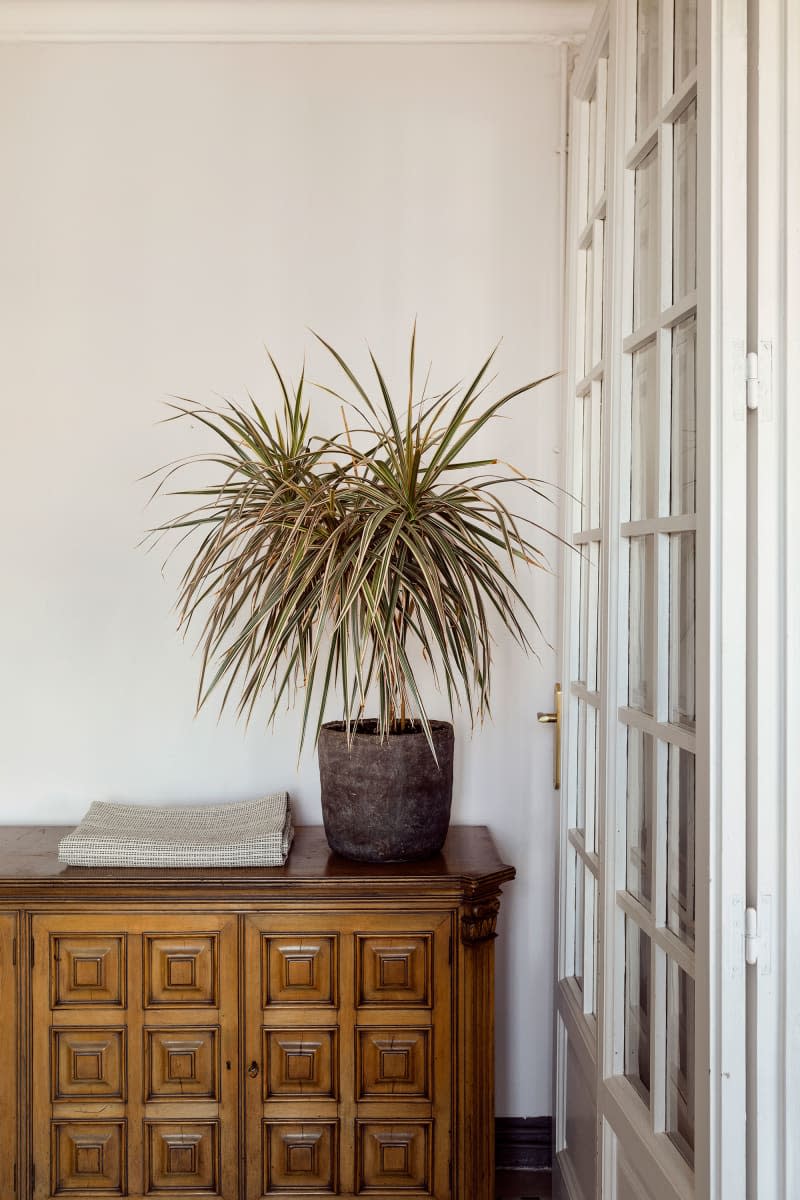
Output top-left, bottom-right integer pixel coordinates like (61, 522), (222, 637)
(318, 720), (454, 863)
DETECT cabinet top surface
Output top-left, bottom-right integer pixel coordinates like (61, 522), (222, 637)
(0, 824), (514, 900)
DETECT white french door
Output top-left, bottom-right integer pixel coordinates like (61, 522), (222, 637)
(554, 1), (749, 1197)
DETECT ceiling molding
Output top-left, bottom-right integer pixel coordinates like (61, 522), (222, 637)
(0, 0), (594, 44)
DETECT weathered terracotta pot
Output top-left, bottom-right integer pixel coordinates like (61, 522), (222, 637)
(318, 720), (454, 863)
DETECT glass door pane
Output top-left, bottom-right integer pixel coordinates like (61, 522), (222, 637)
(614, 0), (699, 1182)
(669, 532), (696, 728)
(636, 0), (661, 135)
(630, 340), (659, 519)
(667, 747), (696, 946)
(666, 962), (695, 1164)
(673, 100), (697, 300)
(673, 0), (698, 87)
(633, 150), (660, 328)
(624, 920), (651, 1099)
(626, 728), (653, 906)
(670, 316), (696, 515)
(628, 536), (655, 712)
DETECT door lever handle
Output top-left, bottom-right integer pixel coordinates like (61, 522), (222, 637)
(537, 682), (562, 790)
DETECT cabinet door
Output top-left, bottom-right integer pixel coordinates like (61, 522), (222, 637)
(31, 913), (238, 1200)
(0, 914), (17, 1199)
(244, 911), (452, 1199)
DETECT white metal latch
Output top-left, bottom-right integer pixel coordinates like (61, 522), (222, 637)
(746, 343), (774, 415)
(745, 906), (759, 965)
(746, 352), (760, 410)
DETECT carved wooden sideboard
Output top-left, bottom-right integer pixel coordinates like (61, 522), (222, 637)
(0, 824), (514, 1200)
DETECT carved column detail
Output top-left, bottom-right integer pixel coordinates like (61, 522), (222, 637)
(455, 888), (504, 1200)
(459, 895), (500, 944)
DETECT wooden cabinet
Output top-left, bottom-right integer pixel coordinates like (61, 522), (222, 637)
(0, 825), (514, 1200)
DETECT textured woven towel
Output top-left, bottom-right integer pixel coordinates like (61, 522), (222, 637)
(57, 795), (294, 867)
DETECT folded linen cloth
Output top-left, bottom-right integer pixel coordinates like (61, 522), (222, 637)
(57, 794), (294, 867)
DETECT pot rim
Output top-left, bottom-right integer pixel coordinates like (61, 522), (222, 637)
(319, 718), (453, 739)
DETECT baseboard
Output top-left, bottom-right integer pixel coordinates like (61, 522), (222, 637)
(495, 1117), (553, 1171)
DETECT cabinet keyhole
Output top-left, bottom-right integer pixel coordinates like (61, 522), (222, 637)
(248, 1060), (259, 1078)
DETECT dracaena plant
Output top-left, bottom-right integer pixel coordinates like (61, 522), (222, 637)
(146, 331), (556, 754)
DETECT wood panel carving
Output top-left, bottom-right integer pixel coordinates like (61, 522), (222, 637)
(357, 1121), (431, 1193)
(51, 1028), (126, 1101)
(51, 1120), (126, 1195)
(357, 1028), (430, 1098)
(146, 1120), (219, 1193)
(145, 1027), (219, 1100)
(265, 1028), (337, 1099)
(263, 935), (337, 1007)
(357, 935), (431, 1006)
(144, 935), (218, 1007)
(51, 935), (126, 1008)
(264, 1121), (337, 1193)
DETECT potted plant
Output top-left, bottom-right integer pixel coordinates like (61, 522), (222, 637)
(148, 331), (555, 862)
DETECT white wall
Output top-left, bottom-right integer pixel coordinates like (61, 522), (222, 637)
(0, 36), (565, 1117)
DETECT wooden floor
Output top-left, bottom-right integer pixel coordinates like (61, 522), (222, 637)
(496, 1169), (553, 1198)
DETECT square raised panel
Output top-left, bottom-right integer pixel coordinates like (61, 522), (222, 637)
(52, 1028), (126, 1101)
(357, 1122), (431, 1193)
(51, 936), (126, 1008)
(265, 1028), (337, 1099)
(263, 936), (336, 1007)
(144, 935), (218, 1007)
(358, 1029), (430, 1099)
(52, 1121), (126, 1194)
(358, 936), (431, 1006)
(145, 1028), (219, 1100)
(146, 1121), (219, 1194)
(264, 1122), (337, 1193)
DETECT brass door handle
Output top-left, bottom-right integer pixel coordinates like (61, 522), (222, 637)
(248, 1061), (259, 1078)
(537, 682), (562, 790)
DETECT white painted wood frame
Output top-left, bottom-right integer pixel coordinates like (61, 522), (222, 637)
(785, 1), (800, 1189)
(751, 0), (800, 1196)
(784, 1), (800, 1188)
